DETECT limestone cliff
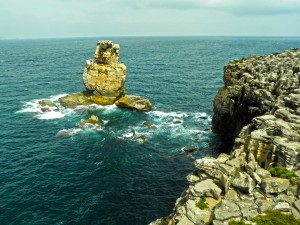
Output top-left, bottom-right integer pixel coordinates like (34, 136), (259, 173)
(150, 49), (300, 225)
(59, 40), (153, 111)
(212, 49), (300, 168)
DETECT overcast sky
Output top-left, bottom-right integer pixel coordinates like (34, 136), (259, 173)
(1, 0), (300, 38)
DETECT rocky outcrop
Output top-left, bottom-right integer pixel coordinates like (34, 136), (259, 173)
(115, 95), (153, 111)
(59, 40), (152, 111)
(79, 115), (101, 128)
(38, 99), (59, 112)
(150, 49), (300, 225)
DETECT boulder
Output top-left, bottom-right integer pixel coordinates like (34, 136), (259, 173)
(214, 200), (241, 221)
(79, 115), (101, 127)
(231, 171), (256, 194)
(261, 177), (290, 193)
(115, 95), (153, 111)
(190, 179), (222, 199)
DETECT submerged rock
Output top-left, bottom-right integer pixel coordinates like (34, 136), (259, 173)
(115, 95), (153, 111)
(135, 135), (148, 143)
(59, 40), (153, 111)
(143, 121), (157, 129)
(182, 145), (198, 153)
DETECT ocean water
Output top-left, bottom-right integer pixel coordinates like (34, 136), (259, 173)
(1, 36), (300, 225)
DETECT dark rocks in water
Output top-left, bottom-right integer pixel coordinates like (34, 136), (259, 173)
(38, 99), (59, 112)
(122, 130), (136, 139)
(135, 135), (148, 143)
(115, 95), (153, 111)
(143, 121), (157, 129)
(182, 145), (198, 153)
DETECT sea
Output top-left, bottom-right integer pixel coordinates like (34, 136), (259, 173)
(1, 36), (299, 225)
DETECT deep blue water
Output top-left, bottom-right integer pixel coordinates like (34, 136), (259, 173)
(1, 36), (300, 225)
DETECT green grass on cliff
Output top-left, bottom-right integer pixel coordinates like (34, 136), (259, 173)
(252, 210), (300, 225)
(268, 166), (294, 179)
(228, 210), (300, 225)
(195, 196), (209, 210)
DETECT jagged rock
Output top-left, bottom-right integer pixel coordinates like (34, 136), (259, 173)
(190, 179), (222, 199)
(79, 115), (101, 127)
(186, 173), (200, 184)
(261, 177), (290, 193)
(231, 171), (256, 194)
(214, 200), (241, 221)
(38, 99), (59, 111)
(115, 95), (153, 111)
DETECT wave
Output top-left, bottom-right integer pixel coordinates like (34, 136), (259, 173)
(56, 128), (83, 136)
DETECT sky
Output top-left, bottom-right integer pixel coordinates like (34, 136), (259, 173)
(1, 0), (300, 38)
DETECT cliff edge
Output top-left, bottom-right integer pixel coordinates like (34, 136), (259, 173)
(150, 49), (300, 225)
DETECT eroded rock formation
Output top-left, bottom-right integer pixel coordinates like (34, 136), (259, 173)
(150, 49), (300, 225)
(59, 40), (153, 111)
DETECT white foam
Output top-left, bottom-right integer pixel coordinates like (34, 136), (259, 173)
(56, 128), (82, 136)
(148, 110), (189, 118)
(37, 110), (65, 120)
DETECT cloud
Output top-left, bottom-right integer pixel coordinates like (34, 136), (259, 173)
(121, 0), (300, 15)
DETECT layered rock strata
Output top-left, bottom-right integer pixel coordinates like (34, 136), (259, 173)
(150, 49), (300, 225)
(59, 40), (153, 111)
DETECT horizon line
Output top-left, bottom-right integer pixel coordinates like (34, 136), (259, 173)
(1, 34), (300, 41)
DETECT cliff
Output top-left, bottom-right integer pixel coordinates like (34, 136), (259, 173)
(150, 49), (300, 225)
(58, 40), (153, 111)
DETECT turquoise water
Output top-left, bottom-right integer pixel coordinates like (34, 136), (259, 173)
(1, 37), (300, 225)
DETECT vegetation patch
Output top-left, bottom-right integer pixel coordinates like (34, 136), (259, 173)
(251, 210), (300, 225)
(195, 196), (209, 210)
(228, 220), (247, 225)
(269, 166), (294, 179)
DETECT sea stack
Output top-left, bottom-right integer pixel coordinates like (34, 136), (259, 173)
(59, 40), (153, 111)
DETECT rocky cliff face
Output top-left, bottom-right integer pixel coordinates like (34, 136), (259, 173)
(212, 49), (300, 168)
(59, 40), (153, 111)
(150, 49), (300, 225)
